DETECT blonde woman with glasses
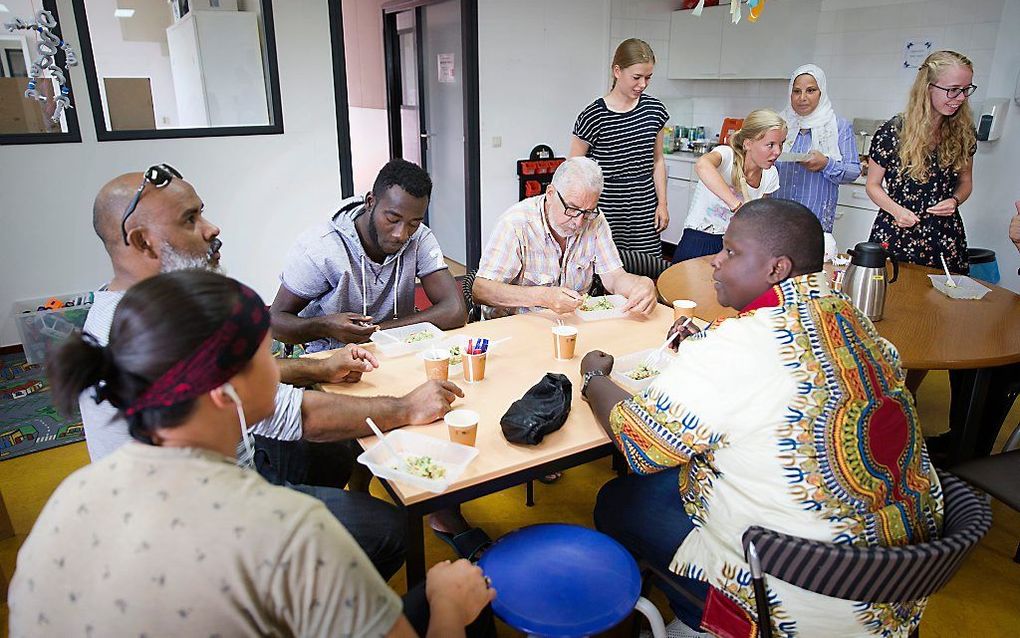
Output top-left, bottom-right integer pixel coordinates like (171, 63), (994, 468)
(866, 50), (977, 274)
(672, 109), (786, 262)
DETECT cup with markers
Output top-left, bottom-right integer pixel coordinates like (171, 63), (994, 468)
(463, 338), (488, 383)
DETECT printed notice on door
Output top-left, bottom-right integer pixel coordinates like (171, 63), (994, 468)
(438, 53), (455, 83)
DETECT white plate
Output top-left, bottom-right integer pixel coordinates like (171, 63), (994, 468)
(357, 429), (478, 493)
(575, 294), (628, 321)
(777, 151), (810, 162)
(370, 322), (443, 357)
(611, 348), (675, 394)
(928, 275), (991, 300)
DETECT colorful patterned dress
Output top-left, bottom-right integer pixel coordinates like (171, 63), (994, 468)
(609, 273), (943, 637)
(868, 116), (975, 274)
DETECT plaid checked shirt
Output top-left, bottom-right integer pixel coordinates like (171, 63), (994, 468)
(476, 194), (623, 319)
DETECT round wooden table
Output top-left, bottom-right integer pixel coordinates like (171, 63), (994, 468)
(657, 255), (1020, 462)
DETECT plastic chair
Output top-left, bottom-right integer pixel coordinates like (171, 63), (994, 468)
(742, 471), (992, 638)
(478, 523), (666, 638)
(952, 421), (1020, 563)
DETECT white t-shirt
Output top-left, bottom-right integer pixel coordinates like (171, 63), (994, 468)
(683, 145), (780, 235)
(79, 290), (304, 462)
(8, 443), (403, 637)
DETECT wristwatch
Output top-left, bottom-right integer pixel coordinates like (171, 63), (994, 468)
(581, 369), (607, 398)
(950, 194), (962, 209)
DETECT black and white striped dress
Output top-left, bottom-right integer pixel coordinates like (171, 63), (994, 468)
(572, 94), (669, 255)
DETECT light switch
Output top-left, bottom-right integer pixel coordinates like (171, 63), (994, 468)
(492, 136), (502, 148)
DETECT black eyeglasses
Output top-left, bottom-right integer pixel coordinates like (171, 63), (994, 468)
(121, 163), (183, 245)
(555, 190), (600, 220)
(929, 83), (977, 99)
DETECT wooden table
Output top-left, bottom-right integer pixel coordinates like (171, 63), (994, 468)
(320, 304), (675, 583)
(657, 255), (1020, 463)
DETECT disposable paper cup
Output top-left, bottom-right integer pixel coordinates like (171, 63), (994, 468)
(463, 351), (487, 383)
(673, 299), (697, 321)
(445, 409), (479, 447)
(552, 325), (578, 360)
(423, 349), (450, 381)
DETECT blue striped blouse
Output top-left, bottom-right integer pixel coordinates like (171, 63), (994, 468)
(774, 116), (861, 232)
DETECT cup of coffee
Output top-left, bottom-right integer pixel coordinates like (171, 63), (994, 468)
(423, 349), (450, 381)
(672, 299), (697, 321)
(463, 351), (487, 383)
(445, 409), (479, 447)
(552, 325), (578, 360)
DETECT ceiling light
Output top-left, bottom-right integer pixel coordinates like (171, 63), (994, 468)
(114, 8), (135, 18)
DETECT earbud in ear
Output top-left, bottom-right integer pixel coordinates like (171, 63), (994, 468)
(220, 382), (241, 405)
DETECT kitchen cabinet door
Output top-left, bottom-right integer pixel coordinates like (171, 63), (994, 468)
(667, 5), (725, 80)
(663, 178), (692, 245)
(719, 0), (819, 79)
(832, 204), (878, 253)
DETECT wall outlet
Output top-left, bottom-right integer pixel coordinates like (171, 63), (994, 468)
(492, 136), (502, 148)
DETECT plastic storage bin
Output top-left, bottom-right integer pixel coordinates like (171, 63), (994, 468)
(370, 322), (443, 357)
(357, 429), (479, 493)
(13, 294), (93, 365)
(611, 348), (675, 394)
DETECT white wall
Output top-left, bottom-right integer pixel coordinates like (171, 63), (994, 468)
(477, 0), (611, 244)
(342, 0), (389, 194)
(963, 0), (1020, 293)
(0, 0), (345, 347)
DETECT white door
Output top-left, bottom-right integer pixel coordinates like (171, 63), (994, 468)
(420, 0), (466, 264)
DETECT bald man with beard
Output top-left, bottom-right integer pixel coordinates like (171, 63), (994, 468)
(78, 165), (466, 579)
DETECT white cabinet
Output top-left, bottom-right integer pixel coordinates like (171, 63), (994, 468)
(832, 183), (879, 252)
(663, 176), (692, 245)
(668, 0), (820, 80)
(166, 11), (270, 127)
(667, 4), (725, 79)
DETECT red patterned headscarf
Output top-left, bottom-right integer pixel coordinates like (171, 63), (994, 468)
(124, 281), (270, 416)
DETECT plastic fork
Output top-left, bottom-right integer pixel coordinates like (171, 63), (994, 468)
(640, 318), (690, 370)
(365, 417), (411, 474)
(940, 253), (958, 288)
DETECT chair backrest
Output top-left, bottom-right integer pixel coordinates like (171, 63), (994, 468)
(741, 471), (991, 604)
(460, 269), (481, 323)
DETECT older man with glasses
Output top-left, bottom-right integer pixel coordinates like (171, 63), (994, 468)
(473, 156), (657, 319)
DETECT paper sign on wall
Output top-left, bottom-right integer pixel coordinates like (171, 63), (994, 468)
(438, 53), (455, 83)
(903, 40), (934, 69)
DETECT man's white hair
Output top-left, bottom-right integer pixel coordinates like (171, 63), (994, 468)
(551, 156), (603, 198)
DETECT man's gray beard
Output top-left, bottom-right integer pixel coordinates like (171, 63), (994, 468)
(159, 242), (223, 274)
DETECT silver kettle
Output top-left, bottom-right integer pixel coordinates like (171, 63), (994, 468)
(843, 242), (898, 321)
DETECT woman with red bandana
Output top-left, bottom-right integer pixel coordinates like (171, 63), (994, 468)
(9, 270), (493, 638)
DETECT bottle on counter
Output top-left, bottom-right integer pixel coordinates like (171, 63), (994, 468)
(663, 126), (674, 154)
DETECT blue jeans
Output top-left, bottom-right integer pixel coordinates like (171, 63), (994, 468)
(594, 467), (709, 627)
(673, 229), (723, 264)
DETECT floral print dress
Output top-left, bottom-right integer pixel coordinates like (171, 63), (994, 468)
(868, 116), (975, 274)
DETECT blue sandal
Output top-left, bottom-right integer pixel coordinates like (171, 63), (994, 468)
(432, 526), (493, 562)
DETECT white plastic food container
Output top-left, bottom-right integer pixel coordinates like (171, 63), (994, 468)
(574, 294), (627, 321)
(357, 429), (479, 493)
(370, 322), (443, 357)
(611, 348), (675, 394)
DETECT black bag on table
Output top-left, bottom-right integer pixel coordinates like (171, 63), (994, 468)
(499, 373), (572, 445)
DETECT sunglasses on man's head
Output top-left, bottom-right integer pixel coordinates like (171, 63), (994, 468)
(121, 163), (183, 246)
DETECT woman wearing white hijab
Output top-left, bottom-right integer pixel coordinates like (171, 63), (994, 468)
(775, 64), (860, 253)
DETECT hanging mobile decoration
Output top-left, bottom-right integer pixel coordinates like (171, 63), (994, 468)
(688, 0), (768, 24)
(4, 10), (78, 124)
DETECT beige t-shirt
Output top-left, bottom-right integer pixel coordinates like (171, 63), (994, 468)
(9, 442), (402, 638)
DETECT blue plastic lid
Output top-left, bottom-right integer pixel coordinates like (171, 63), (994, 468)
(478, 524), (642, 637)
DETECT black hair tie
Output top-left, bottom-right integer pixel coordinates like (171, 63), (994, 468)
(81, 331), (116, 405)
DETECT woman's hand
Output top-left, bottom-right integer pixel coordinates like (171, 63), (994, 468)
(891, 207), (920, 228)
(654, 203), (670, 233)
(926, 198), (958, 217)
(800, 150), (828, 172)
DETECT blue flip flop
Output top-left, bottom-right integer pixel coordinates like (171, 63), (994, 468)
(432, 526), (493, 562)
